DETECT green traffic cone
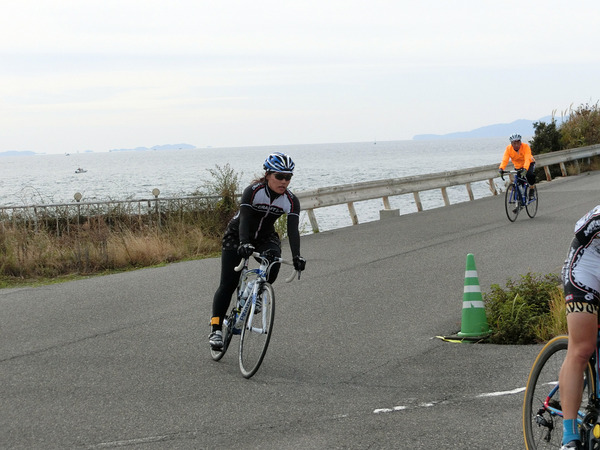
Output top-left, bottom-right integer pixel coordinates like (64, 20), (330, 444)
(457, 253), (491, 338)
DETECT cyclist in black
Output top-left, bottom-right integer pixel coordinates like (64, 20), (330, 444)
(559, 205), (600, 449)
(209, 152), (306, 349)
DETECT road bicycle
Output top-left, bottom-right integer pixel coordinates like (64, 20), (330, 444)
(501, 169), (539, 222)
(210, 251), (298, 378)
(523, 331), (600, 449)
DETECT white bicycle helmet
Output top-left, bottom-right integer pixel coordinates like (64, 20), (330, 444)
(509, 134), (522, 142)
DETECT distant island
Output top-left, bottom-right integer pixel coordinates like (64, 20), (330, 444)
(109, 143), (196, 152)
(0, 150), (37, 157)
(413, 115), (563, 140)
(0, 144), (198, 157)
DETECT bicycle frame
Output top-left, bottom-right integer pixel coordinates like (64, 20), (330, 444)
(211, 251), (298, 378)
(231, 258), (269, 334)
(230, 252), (297, 331)
(507, 171), (531, 207)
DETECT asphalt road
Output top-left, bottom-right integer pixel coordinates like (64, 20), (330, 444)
(3, 171), (600, 449)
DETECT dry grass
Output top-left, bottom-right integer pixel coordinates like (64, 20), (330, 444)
(565, 156), (600, 176)
(0, 223), (221, 284)
(534, 287), (568, 342)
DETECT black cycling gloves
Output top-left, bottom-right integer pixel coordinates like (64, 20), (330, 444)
(293, 255), (306, 272)
(237, 243), (255, 258)
(238, 243), (305, 272)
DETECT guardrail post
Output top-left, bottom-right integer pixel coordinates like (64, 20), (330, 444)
(441, 187), (450, 206)
(559, 162), (567, 177)
(306, 209), (320, 233)
(465, 182), (474, 201)
(488, 179), (497, 195)
(543, 166), (552, 181)
(413, 192), (423, 212)
(382, 196), (391, 210)
(348, 202), (358, 225)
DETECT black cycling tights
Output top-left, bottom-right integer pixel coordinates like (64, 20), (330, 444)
(211, 241), (281, 329)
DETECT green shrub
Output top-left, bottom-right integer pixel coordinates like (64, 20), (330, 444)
(531, 118), (562, 155)
(484, 272), (562, 344)
(560, 101), (600, 149)
(486, 294), (539, 345)
(529, 101), (600, 180)
(192, 163), (242, 237)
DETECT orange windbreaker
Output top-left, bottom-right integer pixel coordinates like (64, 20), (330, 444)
(499, 142), (535, 171)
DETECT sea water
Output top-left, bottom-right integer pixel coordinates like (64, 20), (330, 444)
(0, 137), (509, 232)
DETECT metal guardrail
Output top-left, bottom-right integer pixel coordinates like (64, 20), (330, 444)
(1, 144), (599, 235)
(295, 144), (600, 232)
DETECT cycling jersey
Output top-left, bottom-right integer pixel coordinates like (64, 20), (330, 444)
(499, 142), (536, 171)
(562, 205), (600, 315)
(223, 181), (301, 257)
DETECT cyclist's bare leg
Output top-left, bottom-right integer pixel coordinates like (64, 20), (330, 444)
(558, 311), (597, 420)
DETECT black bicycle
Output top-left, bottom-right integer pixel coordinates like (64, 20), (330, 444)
(501, 169), (538, 222)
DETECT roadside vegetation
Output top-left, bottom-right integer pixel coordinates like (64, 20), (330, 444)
(483, 273), (565, 345)
(0, 164), (241, 287)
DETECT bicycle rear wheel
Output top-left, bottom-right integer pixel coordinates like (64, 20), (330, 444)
(505, 184), (520, 222)
(523, 335), (595, 449)
(239, 283), (275, 378)
(526, 187), (539, 218)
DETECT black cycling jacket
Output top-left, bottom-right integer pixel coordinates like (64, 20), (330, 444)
(224, 181), (301, 257)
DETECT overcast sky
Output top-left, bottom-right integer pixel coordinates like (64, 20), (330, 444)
(1, 0), (598, 154)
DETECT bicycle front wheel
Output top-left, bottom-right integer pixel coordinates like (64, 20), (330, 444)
(523, 335), (595, 449)
(526, 187), (539, 218)
(239, 283), (275, 378)
(505, 184), (520, 222)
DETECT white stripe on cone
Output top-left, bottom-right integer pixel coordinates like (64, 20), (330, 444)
(463, 301), (485, 309)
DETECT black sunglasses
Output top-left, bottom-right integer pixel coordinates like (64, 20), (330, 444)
(273, 173), (293, 181)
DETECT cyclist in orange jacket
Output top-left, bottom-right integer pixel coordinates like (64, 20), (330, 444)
(498, 134), (537, 199)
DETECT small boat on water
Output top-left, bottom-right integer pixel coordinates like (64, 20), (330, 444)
(75, 167), (87, 173)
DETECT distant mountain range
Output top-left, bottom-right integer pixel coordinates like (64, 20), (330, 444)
(413, 115), (564, 140)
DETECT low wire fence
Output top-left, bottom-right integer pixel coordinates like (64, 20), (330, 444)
(0, 195), (227, 236)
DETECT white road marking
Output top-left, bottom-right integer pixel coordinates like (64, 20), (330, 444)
(373, 386), (525, 414)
